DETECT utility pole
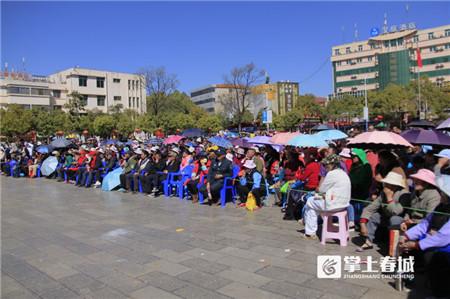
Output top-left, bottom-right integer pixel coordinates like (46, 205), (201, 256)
(364, 76), (369, 131)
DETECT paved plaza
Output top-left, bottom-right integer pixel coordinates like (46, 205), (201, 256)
(1, 177), (418, 299)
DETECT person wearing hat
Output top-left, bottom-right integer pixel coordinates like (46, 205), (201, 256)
(186, 152), (210, 203)
(119, 151), (137, 192)
(149, 148), (181, 197)
(339, 148), (353, 173)
(302, 154), (351, 240)
(236, 159), (266, 208)
(358, 171), (411, 251)
(141, 151), (165, 197)
(399, 175), (450, 298)
(56, 150), (74, 181)
(400, 169), (441, 229)
(434, 148), (450, 176)
(79, 148), (104, 188)
(233, 147), (245, 169)
(244, 147), (264, 174)
(126, 149), (151, 193)
(349, 148), (373, 202)
(180, 147), (194, 170)
(199, 148), (233, 205)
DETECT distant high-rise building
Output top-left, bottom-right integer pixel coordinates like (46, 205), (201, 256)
(331, 24), (450, 98)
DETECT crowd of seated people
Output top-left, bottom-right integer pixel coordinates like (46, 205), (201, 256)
(1, 135), (449, 297)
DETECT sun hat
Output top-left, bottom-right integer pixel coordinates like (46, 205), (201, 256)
(250, 146), (260, 153)
(351, 148), (368, 164)
(339, 148), (351, 158)
(410, 169), (437, 187)
(98, 148), (105, 154)
(321, 154), (340, 166)
(243, 159), (256, 169)
(435, 149), (450, 159)
(236, 148), (245, 155)
(170, 147), (180, 155)
(188, 146), (195, 153)
(226, 153), (233, 162)
(134, 148), (143, 155)
(381, 171), (406, 189)
(436, 174), (450, 197)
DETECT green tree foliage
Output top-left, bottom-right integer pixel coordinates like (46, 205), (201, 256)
(273, 109), (302, 131)
(295, 94), (324, 117)
(197, 114), (223, 132)
(64, 91), (86, 116)
(0, 104), (33, 137)
(93, 115), (116, 137)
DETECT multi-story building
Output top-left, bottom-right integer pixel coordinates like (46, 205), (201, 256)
(189, 84), (236, 114)
(331, 24), (450, 98)
(0, 67), (146, 114)
(251, 81), (299, 116)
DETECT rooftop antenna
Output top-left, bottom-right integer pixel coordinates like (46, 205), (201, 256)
(405, 3), (410, 24)
(22, 57), (26, 73)
(383, 13), (388, 34)
(354, 23), (359, 41)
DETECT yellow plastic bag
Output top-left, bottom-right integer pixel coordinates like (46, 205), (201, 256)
(246, 192), (257, 211)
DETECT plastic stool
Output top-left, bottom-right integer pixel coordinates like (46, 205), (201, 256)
(320, 209), (349, 246)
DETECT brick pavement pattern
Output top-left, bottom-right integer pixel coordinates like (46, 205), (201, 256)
(1, 177), (412, 299)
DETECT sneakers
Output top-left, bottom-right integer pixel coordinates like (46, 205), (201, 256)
(93, 181), (101, 187)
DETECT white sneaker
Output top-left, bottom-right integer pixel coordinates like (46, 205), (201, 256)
(94, 181), (101, 187)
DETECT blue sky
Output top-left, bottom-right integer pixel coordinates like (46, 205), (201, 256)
(2, 1), (449, 96)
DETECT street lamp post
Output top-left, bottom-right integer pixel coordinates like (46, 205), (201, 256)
(364, 76), (369, 131)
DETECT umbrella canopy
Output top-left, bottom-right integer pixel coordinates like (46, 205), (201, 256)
(246, 136), (273, 145)
(400, 129), (450, 146)
(163, 135), (184, 145)
(102, 168), (123, 191)
(315, 129), (348, 141)
(50, 138), (72, 149)
(407, 120), (435, 129)
(347, 131), (413, 149)
(311, 124), (334, 132)
(436, 118), (450, 131)
(182, 128), (205, 138)
(104, 139), (119, 145)
(40, 156), (58, 176)
(208, 136), (233, 149)
(224, 131), (239, 138)
(145, 137), (163, 145)
(287, 134), (328, 148)
(36, 144), (53, 154)
(270, 132), (301, 145)
(231, 138), (251, 148)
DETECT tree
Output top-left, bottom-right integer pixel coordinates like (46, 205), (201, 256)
(197, 114), (223, 132)
(93, 115), (116, 137)
(219, 63), (265, 132)
(138, 66), (178, 116)
(295, 94), (324, 117)
(406, 77), (450, 119)
(273, 109), (302, 131)
(0, 104), (33, 137)
(64, 91), (86, 116)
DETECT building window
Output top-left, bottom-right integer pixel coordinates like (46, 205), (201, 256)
(428, 32), (434, 39)
(131, 81), (135, 90)
(445, 44), (450, 50)
(80, 95), (88, 106)
(384, 41), (389, 48)
(97, 96), (105, 106)
(358, 45), (363, 52)
(136, 97), (139, 107)
(96, 77), (105, 88)
(346, 47), (351, 54)
(31, 88), (51, 96)
(368, 56), (373, 62)
(135, 80), (139, 89)
(397, 38), (403, 46)
(336, 61), (342, 66)
(390, 39), (397, 47)
(114, 96), (121, 101)
(113, 78), (120, 83)
(446, 29), (450, 37)
(334, 49), (340, 55)
(412, 36), (419, 43)
(52, 90), (61, 98)
(430, 46), (437, 52)
(78, 76), (87, 87)
(7, 86), (29, 94)
(346, 59), (352, 65)
(128, 97), (131, 107)
(128, 80), (131, 90)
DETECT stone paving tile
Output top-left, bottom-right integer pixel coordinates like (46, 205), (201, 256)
(153, 249), (193, 263)
(261, 280), (323, 299)
(177, 269), (233, 290)
(71, 262), (113, 279)
(216, 268), (273, 287)
(173, 284), (233, 299)
(217, 282), (289, 299)
(137, 271), (188, 292)
(26, 259), (79, 280)
(360, 289), (408, 299)
(182, 248), (223, 262)
(81, 286), (130, 299)
(130, 285), (182, 299)
(97, 271), (148, 294)
(180, 257), (230, 274)
(38, 286), (80, 299)
(256, 266), (313, 285)
(1, 288), (40, 299)
(301, 278), (369, 299)
(142, 259), (191, 276)
(58, 273), (105, 294)
(215, 255), (267, 272)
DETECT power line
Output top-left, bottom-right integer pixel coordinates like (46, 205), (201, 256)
(299, 56), (330, 85)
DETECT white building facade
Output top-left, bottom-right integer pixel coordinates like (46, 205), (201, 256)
(0, 67), (146, 114)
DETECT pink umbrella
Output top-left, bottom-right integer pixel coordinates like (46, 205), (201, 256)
(163, 135), (184, 145)
(269, 132), (301, 145)
(347, 131), (413, 149)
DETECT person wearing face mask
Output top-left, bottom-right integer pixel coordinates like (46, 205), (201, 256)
(186, 152), (209, 203)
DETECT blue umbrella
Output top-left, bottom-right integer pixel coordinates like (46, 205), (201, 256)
(287, 134), (328, 148)
(102, 168), (123, 191)
(315, 129), (348, 141)
(50, 138), (72, 149)
(105, 139), (119, 145)
(145, 137), (163, 145)
(311, 124), (334, 132)
(182, 128), (205, 137)
(208, 136), (233, 149)
(36, 144), (54, 154)
(40, 156), (59, 176)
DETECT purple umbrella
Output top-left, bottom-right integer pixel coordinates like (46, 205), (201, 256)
(231, 138), (251, 148)
(400, 129), (450, 146)
(436, 118), (450, 131)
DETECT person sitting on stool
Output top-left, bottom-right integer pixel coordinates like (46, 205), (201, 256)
(200, 148), (232, 205)
(237, 159), (266, 208)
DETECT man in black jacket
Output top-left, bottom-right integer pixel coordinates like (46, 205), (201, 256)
(200, 148), (233, 205)
(141, 151), (165, 196)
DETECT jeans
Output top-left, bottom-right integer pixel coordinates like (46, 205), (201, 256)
(366, 212), (403, 242)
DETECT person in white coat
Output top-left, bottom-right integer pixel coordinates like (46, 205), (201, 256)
(302, 154), (351, 240)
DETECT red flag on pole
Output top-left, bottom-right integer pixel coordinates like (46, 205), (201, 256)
(416, 48), (423, 68)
